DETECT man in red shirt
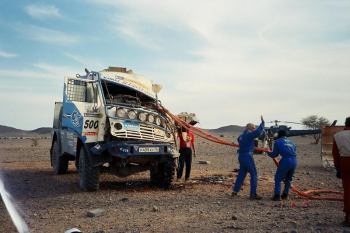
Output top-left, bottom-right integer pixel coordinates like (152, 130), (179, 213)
(177, 121), (197, 181)
(332, 116), (350, 225)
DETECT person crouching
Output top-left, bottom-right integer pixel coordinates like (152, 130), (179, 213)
(268, 130), (297, 201)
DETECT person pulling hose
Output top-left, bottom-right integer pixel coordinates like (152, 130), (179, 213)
(231, 115), (265, 200)
(267, 129), (297, 201)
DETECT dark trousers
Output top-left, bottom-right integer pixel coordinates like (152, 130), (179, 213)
(340, 157), (350, 221)
(177, 147), (192, 180)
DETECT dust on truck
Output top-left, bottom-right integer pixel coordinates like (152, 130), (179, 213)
(50, 67), (178, 191)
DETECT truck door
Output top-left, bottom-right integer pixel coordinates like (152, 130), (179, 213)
(61, 78), (95, 155)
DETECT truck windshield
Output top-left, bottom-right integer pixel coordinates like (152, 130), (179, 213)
(101, 81), (156, 107)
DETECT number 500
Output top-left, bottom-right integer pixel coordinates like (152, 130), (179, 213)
(84, 120), (99, 129)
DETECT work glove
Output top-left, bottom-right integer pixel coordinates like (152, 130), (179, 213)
(261, 115), (265, 124)
(336, 168), (341, 179)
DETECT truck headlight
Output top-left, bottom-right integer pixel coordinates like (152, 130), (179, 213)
(114, 122), (123, 130)
(148, 114), (154, 123)
(116, 108), (127, 118)
(161, 120), (166, 128)
(165, 125), (172, 138)
(155, 117), (161, 126)
(128, 110), (137, 120)
(138, 112), (147, 122)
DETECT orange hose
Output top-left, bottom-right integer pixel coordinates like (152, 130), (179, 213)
(159, 105), (343, 201)
(158, 105), (270, 152)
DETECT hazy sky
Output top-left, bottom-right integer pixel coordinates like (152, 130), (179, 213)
(0, 0), (349, 130)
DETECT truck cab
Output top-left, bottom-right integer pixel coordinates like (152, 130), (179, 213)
(50, 67), (177, 191)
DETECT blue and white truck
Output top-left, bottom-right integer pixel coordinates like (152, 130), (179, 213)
(50, 67), (177, 191)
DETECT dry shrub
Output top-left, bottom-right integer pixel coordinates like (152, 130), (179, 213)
(31, 138), (39, 147)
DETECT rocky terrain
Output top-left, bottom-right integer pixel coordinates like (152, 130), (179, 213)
(0, 132), (346, 233)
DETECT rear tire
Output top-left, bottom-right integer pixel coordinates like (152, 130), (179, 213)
(52, 140), (68, 175)
(79, 146), (100, 191)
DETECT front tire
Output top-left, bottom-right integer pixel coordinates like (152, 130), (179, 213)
(51, 140), (68, 175)
(161, 158), (176, 189)
(150, 158), (176, 189)
(79, 146), (100, 191)
(150, 164), (161, 187)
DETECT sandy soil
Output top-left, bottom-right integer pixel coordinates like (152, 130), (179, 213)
(0, 136), (345, 233)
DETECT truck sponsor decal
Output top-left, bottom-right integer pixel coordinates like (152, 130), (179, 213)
(101, 74), (155, 98)
(61, 102), (83, 135)
(83, 132), (97, 136)
(84, 120), (99, 129)
(124, 121), (140, 131)
(71, 110), (82, 127)
(119, 147), (129, 153)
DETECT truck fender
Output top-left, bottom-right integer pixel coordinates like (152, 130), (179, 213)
(77, 142), (112, 168)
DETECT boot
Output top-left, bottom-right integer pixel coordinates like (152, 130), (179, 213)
(231, 191), (238, 197)
(272, 194), (281, 201)
(250, 194), (262, 200)
(281, 193), (288, 200)
(343, 215), (350, 227)
(342, 220), (350, 227)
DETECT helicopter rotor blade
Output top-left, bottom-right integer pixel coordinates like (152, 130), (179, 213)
(282, 121), (305, 125)
(266, 120), (305, 125)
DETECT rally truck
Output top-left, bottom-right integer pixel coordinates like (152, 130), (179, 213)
(50, 67), (177, 191)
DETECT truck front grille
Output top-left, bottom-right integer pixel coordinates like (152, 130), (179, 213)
(113, 123), (173, 143)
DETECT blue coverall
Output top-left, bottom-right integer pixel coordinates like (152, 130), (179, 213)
(233, 121), (264, 196)
(268, 137), (297, 196)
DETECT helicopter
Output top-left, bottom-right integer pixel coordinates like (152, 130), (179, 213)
(265, 120), (321, 137)
(254, 120), (322, 153)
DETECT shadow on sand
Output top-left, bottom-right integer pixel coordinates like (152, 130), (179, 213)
(0, 167), (192, 200)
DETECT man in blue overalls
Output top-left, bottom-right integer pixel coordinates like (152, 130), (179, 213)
(268, 130), (297, 201)
(232, 116), (265, 200)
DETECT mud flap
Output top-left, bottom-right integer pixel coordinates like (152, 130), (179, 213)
(85, 143), (112, 167)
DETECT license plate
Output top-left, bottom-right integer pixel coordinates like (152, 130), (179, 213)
(138, 147), (160, 153)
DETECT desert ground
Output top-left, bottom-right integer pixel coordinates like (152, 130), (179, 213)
(0, 135), (346, 233)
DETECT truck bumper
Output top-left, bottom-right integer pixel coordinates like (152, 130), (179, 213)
(89, 141), (177, 159)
